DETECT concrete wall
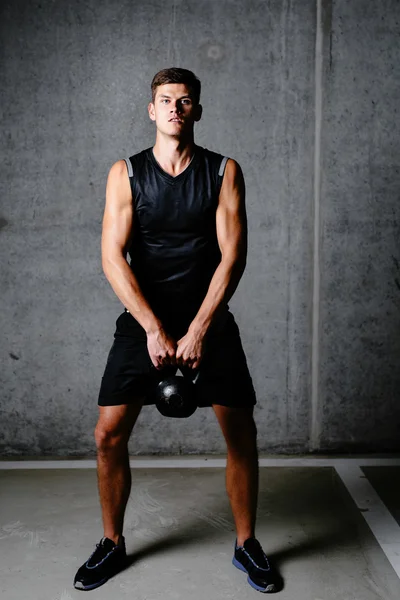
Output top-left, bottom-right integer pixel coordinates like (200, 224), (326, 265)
(0, 0), (399, 456)
(318, 0), (400, 451)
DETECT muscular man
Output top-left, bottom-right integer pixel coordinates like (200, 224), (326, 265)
(74, 68), (282, 593)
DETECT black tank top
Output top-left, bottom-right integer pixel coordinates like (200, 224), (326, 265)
(124, 145), (229, 325)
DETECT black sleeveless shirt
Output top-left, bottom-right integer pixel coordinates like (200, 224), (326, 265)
(124, 145), (229, 326)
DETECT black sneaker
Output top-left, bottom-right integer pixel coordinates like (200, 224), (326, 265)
(73, 536), (127, 591)
(232, 537), (283, 593)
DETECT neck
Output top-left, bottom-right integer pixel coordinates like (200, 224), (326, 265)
(153, 132), (196, 171)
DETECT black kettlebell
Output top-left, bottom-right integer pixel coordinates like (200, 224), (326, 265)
(149, 365), (200, 418)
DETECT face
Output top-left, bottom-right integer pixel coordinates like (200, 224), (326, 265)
(148, 83), (202, 134)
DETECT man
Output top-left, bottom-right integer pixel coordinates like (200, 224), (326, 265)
(74, 68), (282, 593)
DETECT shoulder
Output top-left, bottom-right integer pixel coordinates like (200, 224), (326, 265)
(200, 145), (226, 164)
(128, 147), (152, 162)
(201, 146), (242, 175)
(107, 148), (151, 180)
(107, 159), (129, 182)
(218, 156), (243, 191)
(224, 157), (243, 179)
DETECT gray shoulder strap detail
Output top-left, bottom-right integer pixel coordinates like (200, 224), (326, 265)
(124, 157), (133, 178)
(218, 156), (229, 177)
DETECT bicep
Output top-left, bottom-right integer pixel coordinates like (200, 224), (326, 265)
(101, 160), (134, 268)
(216, 158), (248, 263)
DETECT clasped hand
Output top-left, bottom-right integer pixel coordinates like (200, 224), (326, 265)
(147, 326), (205, 371)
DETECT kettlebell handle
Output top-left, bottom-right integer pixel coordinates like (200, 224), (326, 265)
(192, 369), (201, 384)
(177, 364), (201, 385)
(151, 363), (201, 384)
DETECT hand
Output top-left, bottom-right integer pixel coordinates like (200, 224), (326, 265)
(147, 327), (177, 370)
(176, 328), (206, 370)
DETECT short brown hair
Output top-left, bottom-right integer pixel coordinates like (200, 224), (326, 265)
(151, 68), (201, 105)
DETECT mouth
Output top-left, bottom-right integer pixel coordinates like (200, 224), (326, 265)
(169, 118), (183, 123)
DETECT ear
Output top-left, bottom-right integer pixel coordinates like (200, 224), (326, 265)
(148, 102), (156, 122)
(194, 104), (203, 122)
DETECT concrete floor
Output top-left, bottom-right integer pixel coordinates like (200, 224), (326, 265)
(1, 457), (400, 599)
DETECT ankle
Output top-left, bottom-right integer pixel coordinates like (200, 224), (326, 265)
(237, 534), (254, 547)
(105, 533), (123, 545)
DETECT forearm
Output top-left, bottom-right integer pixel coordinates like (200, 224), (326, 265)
(103, 256), (162, 334)
(189, 257), (246, 336)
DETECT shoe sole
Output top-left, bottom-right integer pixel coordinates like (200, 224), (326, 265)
(74, 576), (108, 591)
(232, 557), (277, 593)
(74, 550), (127, 591)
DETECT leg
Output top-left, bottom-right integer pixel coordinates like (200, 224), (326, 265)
(212, 404), (258, 546)
(94, 398), (144, 545)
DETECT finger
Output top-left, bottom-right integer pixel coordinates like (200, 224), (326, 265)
(192, 356), (202, 369)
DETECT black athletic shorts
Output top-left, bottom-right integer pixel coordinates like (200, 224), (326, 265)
(98, 308), (257, 409)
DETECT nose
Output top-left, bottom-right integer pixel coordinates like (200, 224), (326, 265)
(170, 100), (183, 112)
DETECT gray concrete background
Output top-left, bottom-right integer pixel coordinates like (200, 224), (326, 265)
(319, 0), (400, 451)
(0, 0), (398, 456)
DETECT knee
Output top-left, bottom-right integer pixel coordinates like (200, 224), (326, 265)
(227, 416), (258, 453)
(94, 424), (128, 453)
(243, 418), (258, 446)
